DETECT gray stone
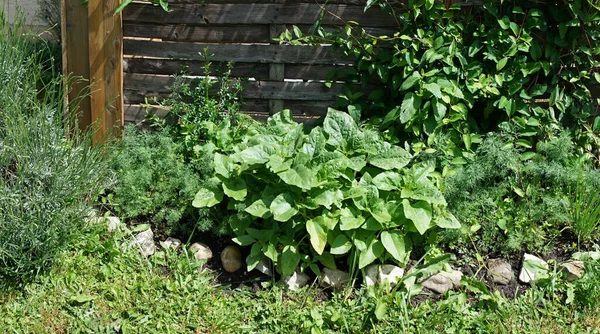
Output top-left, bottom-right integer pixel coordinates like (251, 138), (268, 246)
(282, 271), (310, 291)
(519, 254), (549, 283)
(131, 228), (155, 257)
(487, 258), (513, 285)
(161, 237), (182, 250)
(221, 245), (242, 273)
(247, 256), (273, 276)
(365, 264), (404, 288)
(320, 268), (349, 289)
(560, 260), (584, 282)
(106, 216), (122, 232)
(189, 242), (213, 261)
(422, 270), (463, 294)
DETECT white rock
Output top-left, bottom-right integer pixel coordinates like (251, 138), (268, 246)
(282, 271), (310, 291)
(365, 265), (380, 286)
(519, 254), (549, 283)
(365, 265), (404, 288)
(380, 264), (404, 285)
(130, 228), (155, 257)
(106, 216), (122, 232)
(320, 268), (349, 289)
(161, 237), (182, 250)
(421, 270), (463, 294)
(560, 260), (584, 282)
(189, 242), (213, 261)
(487, 258), (513, 285)
(247, 256), (273, 276)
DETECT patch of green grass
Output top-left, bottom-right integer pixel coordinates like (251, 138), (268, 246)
(2, 224), (600, 333)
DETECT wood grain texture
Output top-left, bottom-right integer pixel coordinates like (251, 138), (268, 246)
(123, 39), (350, 64)
(88, 0), (123, 142)
(62, 0), (91, 131)
(123, 3), (397, 27)
(124, 23), (270, 43)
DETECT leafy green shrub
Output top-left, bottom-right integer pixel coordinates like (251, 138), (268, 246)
(282, 0), (600, 164)
(442, 132), (600, 255)
(108, 126), (215, 236)
(193, 109), (460, 276)
(0, 11), (110, 287)
(149, 48), (246, 169)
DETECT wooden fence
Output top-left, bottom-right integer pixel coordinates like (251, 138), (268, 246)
(61, 0), (396, 140)
(120, 0), (396, 126)
(61, 0), (600, 141)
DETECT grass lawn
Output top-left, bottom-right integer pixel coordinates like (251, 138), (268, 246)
(2, 223), (600, 334)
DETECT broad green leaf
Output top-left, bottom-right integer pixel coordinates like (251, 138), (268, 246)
(214, 153), (234, 178)
(381, 230), (409, 264)
(330, 234), (352, 255)
(372, 171), (403, 191)
(358, 237), (384, 269)
(369, 200), (392, 223)
(521, 256), (549, 282)
(270, 193), (298, 222)
(423, 82), (442, 99)
(433, 99), (447, 121)
(268, 155), (292, 173)
(233, 146), (270, 165)
(340, 208), (366, 230)
(595, 72), (600, 84)
(278, 165), (314, 190)
(425, 0), (434, 10)
(399, 93), (420, 124)
(222, 177), (247, 201)
(245, 198), (271, 218)
(401, 182), (447, 205)
(132, 224), (150, 232)
(280, 245), (301, 276)
(233, 235), (256, 246)
(402, 199), (432, 235)
(308, 188), (344, 210)
(369, 146), (412, 170)
(317, 252), (337, 269)
(497, 57), (508, 71)
(246, 244), (262, 271)
(192, 182), (224, 208)
(323, 109), (359, 149)
(434, 210), (461, 229)
(400, 71), (421, 91)
(307, 217), (328, 255)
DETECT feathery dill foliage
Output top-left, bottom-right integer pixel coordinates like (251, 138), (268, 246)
(441, 133), (600, 255)
(0, 10), (111, 287)
(108, 126), (216, 236)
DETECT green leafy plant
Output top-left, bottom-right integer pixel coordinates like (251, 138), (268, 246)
(572, 175), (600, 244)
(442, 132), (600, 255)
(0, 9), (110, 287)
(193, 109), (460, 276)
(281, 0), (600, 166)
(108, 126), (215, 236)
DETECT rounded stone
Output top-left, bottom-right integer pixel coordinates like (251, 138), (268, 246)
(221, 245), (242, 273)
(487, 258), (513, 285)
(189, 242), (213, 261)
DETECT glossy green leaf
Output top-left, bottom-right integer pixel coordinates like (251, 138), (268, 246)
(307, 216), (328, 255)
(402, 199), (432, 235)
(330, 234), (353, 255)
(381, 230), (409, 264)
(280, 245), (301, 276)
(270, 193), (298, 222)
(400, 72), (421, 91)
(192, 182), (224, 208)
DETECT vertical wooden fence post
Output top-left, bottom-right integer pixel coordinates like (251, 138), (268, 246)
(61, 0), (123, 143)
(268, 24), (285, 115)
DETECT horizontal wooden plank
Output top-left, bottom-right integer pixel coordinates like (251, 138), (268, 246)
(123, 58), (270, 78)
(124, 104), (323, 126)
(123, 3), (397, 27)
(123, 23), (270, 43)
(285, 64), (352, 81)
(124, 39), (351, 64)
(123, 76), (342, 102)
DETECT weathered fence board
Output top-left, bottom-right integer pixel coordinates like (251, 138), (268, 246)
(124, 40), (350, 64)
(123, 3), (397, 26)
(121, 1), (393, 125)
